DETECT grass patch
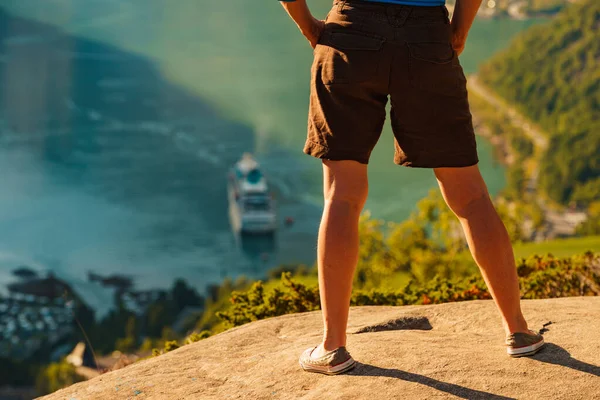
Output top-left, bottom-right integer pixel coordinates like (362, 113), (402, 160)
(514, 236), (600, 259)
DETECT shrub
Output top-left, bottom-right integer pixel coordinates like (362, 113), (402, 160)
(215, 273), (320, 328)
(35, 360), (84, 395)
(185, 331), (211, 344)
(215, 252), (599, 328)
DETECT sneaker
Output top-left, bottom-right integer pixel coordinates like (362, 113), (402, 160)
(299, 345), (356, 375)
(506, 329), (545, 357)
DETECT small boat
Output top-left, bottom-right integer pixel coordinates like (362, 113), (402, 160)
(227, 153), (276, 234)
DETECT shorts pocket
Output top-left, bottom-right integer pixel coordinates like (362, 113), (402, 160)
(406, 42), (467, 97)
(318, 30), (385, 85)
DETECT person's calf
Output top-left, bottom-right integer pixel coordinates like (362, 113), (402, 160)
(435, 167), (529, 336)
(315, 160), (368, 359)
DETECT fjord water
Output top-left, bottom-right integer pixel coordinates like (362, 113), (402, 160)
(0, 1), (541, 313)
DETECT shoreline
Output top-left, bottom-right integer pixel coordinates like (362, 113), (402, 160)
(468, 75), (515, 167)
(467, 74), (588, 240)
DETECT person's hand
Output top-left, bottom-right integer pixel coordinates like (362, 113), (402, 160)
(450, 24), (467, 56)
(451, 35), (466, 56)
(301, 17), (326, 49)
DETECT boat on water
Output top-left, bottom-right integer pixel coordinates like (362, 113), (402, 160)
(227, 153), (276, 234)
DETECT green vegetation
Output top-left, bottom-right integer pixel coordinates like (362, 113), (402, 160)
(514, 234), (600, 259)
(81, 278), (204, 355)
(216, 272), (321, 328)
(193, 275), (254, 336)
(479, 0), (599, 207)
(525, 0), (568, 15)
(215, 252), (598, 329)
(469, 89), (536, 200)
(35, 360), (84, 396)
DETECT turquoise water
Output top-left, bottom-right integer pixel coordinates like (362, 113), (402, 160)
(0, 1), (542, 313)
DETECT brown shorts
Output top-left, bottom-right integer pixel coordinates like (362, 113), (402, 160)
(305, 0), (479, 168)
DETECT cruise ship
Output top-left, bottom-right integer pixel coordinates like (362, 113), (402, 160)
(227, 154), (276, 234)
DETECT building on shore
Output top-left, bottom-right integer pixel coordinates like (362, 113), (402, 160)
(0, 274), (77, 360)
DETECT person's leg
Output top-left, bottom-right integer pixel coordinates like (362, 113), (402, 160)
(310, 159), (368, 359)
(434, 165), (529, 335)
(299, 0), (389, 364)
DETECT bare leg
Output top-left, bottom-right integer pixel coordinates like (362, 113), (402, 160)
(434, 165), (529, 335)
(311, 160), (368, 358)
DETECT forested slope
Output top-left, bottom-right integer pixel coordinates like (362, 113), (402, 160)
(479, 0), (599, 205)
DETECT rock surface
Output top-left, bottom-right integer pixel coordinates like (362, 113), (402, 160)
(41, 297), (600, 400)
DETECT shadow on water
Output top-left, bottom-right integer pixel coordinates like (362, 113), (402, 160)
(348, 362), (516, 400)
(240, 234), (276, 258)
(0, 6), (255, 236)
(0, 6), (321, 285)
(218, 231), (277, 276)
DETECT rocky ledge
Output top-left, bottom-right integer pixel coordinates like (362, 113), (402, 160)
(41, 297), (600, 400)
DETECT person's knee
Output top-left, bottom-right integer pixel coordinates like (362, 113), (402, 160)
(330, 191), (367, 211)
(435, 166), (491, 218)
(323, 159), (368, 210)
(445, 188), (490, 219)
(325, 181), (368, 211)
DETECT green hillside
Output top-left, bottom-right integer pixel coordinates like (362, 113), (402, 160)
(526, 0), (569, 15)
(479, 0), (599, 205)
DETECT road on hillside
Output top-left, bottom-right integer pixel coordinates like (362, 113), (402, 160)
(468, 75), (586, 240)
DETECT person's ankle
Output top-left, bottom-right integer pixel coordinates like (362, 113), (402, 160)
(504, 317), (529, 335)
(322, 339), (345, 352)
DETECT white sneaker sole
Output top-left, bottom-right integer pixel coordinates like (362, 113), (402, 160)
(507, 337), (545, 357)
(299, 357), (356, 375)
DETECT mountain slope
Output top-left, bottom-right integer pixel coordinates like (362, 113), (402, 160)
(479, 0), (599, 204)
